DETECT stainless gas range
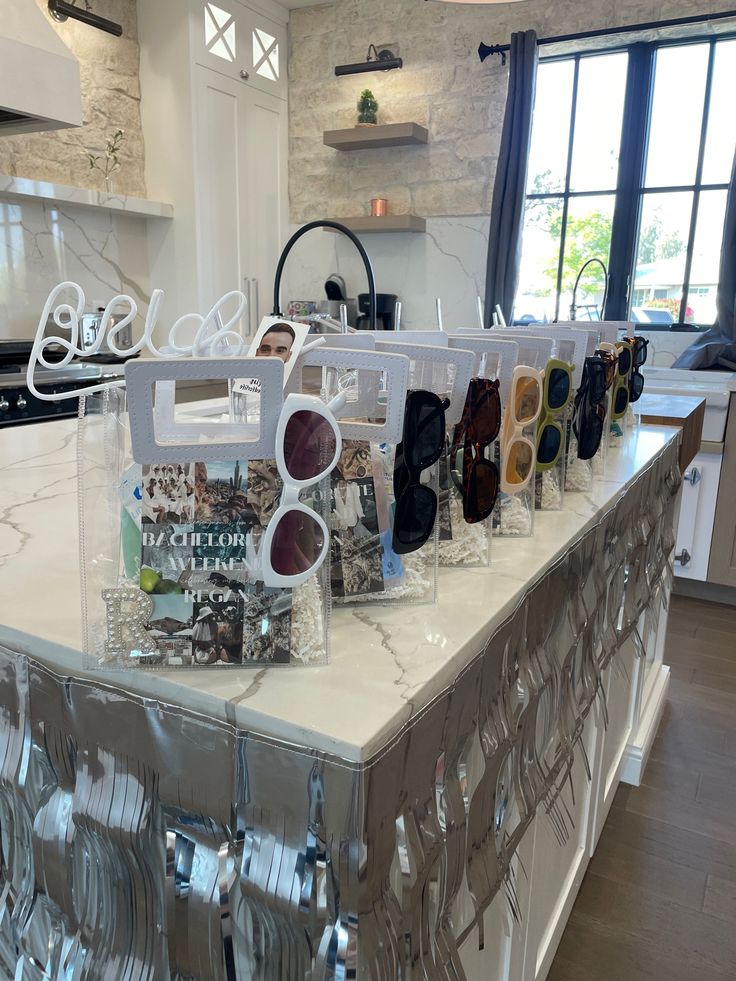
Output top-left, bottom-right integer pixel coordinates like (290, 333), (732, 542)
(0, 341), (125, 427)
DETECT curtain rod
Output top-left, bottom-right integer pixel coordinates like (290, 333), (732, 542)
(478, 9), (736, 63)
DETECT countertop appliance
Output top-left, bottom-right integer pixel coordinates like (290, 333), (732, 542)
(318, 273), (358, 327)
(43, 308), (134, 360)
(357, 292), (399, 330)
(0, 341), (123, 427)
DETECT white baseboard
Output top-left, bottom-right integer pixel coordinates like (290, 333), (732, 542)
(620, 664), (670, 786)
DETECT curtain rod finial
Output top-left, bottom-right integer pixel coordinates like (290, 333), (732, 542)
(478, 42), (507, 66)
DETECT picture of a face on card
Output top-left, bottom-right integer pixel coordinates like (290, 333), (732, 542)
(232, 317), (310, 396)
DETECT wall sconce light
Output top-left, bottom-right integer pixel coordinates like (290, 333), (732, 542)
(48, 0), (123, 37)
(335, 44), (403, 77)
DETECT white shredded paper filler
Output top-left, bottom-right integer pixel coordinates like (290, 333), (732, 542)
(540, 470), (562, 510)
(438, 494), (489, 566)
(290, 575), (327, 663)
(497, 494), (532, 536)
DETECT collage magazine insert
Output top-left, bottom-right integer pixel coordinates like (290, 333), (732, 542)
(139, 459), (292, 666)
(438, 450), (454, 541)
(330, 440), (405, 597)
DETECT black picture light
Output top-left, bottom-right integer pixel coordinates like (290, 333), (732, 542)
(48, 0), (123, 37)
(335, 44), (403, 77)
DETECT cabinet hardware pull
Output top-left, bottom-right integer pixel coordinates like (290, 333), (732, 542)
(240, 69), (250, 79)
(674, 548), (691, 566)
(252, 278), (259, 326)
(242, 277), (253, 337)
(683, 468), (701, 486)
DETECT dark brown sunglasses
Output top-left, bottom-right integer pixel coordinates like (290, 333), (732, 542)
(449, 377), (502, 523)
(595, 349), (617, 391)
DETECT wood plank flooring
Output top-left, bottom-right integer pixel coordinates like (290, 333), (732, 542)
(548, 594), (736, 981)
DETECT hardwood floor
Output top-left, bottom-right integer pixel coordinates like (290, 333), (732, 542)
(548, 594), (736, 981)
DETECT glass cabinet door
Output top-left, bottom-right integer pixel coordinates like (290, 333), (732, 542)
(194, 0), (287, 101)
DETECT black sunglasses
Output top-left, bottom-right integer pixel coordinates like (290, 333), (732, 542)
(629, 336), (649, 367)
(626, 337), (648, 403)
(392, 391), (449, 554)
(579, 356), (608, 404)
(449, 378), (502, 524)
(628, 369), (645, 403)
(573, 399), (606, 459)
(573, 357), (608, 460)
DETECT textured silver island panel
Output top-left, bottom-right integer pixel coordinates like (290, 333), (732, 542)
(0, 441), (680, 980)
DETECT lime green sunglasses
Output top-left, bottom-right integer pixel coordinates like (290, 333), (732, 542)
(610, 342), (633, 421)
(536, 359), (574, 472)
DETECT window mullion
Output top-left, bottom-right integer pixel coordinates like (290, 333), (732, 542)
(679, 40), (717, 324)
(605, 43), (655, 320)
(555, 57), (580, 320)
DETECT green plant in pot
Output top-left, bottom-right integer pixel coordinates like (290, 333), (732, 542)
(357, 89), (378, 125)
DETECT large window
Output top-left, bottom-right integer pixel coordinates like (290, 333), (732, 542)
(516, 36), (736, 327)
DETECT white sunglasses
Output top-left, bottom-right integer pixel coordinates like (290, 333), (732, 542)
(250, 391), (346, 588)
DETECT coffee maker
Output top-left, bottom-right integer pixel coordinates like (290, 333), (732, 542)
(356, 292), (399, 330)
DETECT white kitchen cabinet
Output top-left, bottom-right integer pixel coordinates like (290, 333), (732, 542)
(193, 64), (287, 318)
(454, 592), (672, 980)
(673, 450), (722, 581)
(138, 0), (289, 327)
(197, 0), (287, 100)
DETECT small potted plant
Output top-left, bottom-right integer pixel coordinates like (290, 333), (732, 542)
(86, 128), (125, 192)
(357, 89), (378, 126)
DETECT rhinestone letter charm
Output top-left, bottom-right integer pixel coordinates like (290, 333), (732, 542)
(102, 586), (158, 660)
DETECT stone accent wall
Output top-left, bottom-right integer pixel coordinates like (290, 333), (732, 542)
(0, 0), (145, 197)
(288, 0), (736, 223)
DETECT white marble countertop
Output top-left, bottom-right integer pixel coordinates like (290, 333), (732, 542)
(0, 418), (679, 762)
(0, 173), (173, 220)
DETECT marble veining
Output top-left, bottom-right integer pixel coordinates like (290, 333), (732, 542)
(281, 216), (489, 331)
(0, 415), (679, 761)
(0, 196), (152, 339)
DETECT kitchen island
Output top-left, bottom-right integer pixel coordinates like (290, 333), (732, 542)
(0, 417), (681, 980)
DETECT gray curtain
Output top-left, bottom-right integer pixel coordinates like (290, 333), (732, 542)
(673, 148), (736, 369)
(483, 30), (538, 327)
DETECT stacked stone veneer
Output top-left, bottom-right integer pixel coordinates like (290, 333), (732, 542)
(0, 0), (145, 197)
(288, 0), (736, 223)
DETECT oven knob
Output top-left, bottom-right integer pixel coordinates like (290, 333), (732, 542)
(0, 397), (9, 412)
(15, 395), (27, 409)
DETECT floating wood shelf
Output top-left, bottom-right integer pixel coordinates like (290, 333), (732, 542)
(325, 215), (426, 234)
(323, 122), (429, 151)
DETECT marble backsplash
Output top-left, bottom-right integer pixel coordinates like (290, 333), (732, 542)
(633, 327), (702, 367)
(0, 199), (151, 341)
(280, 216), (489, 331)
(1, 200), (705, 353)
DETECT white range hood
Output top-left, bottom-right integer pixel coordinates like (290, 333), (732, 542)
(0, 0), (82, 135)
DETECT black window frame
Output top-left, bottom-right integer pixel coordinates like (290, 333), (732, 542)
(521, 32), (736, 327)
